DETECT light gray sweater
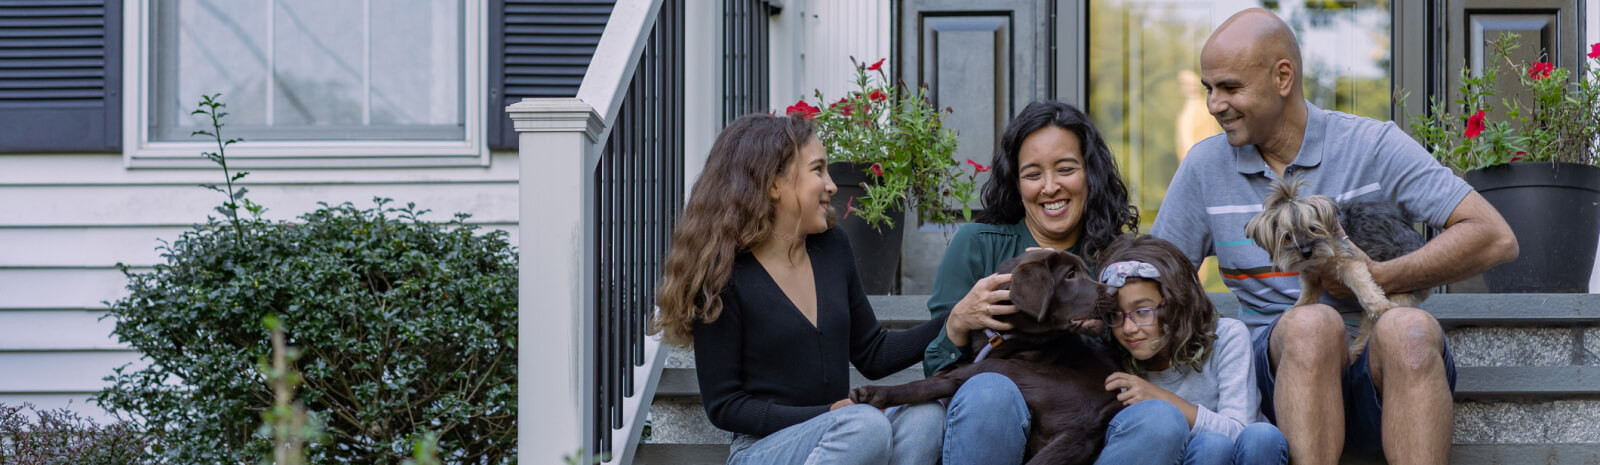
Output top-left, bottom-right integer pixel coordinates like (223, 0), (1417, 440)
(1145, 317), (1265, 440)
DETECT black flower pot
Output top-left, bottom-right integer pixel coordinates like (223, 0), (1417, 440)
(1464, 162), (1600, 293)
(828, 162), (905, 294)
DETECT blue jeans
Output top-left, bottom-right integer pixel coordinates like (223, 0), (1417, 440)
(943, 372), (1030, 465)
(727, 402), (945, 465)
(1182, 423), (1290, 465)
(1095, 400), (1189, 465)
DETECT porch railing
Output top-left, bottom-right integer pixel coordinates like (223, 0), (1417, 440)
(507, 0), (677, 463)
(594, 0), (683, 460)
(722, 0), (772, 124)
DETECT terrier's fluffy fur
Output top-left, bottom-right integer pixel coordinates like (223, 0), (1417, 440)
(1244, 176), (1429, 362)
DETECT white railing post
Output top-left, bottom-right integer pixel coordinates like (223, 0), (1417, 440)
(509, 97), (603, 465)
(512, 1), (665, 464)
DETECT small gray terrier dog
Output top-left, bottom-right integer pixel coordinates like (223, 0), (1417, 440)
(1244, 176), (1430, 362)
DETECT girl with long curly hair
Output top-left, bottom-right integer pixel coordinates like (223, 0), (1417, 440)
(1094, 234), (1287, 465)
(651, 113), (947, 465)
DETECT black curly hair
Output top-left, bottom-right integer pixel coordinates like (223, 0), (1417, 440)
(974, 100), (1139, 257)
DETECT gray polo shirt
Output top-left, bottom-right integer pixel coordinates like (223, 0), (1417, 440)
(1151, 101), (1471, 332)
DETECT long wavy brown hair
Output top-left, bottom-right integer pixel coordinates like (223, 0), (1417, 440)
(652, 113), (823, 347)
(1095, 234), (1218, 376)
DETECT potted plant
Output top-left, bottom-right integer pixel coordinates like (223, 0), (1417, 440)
(784, 57), (979, 294)
(1408, 33), (1600, 292)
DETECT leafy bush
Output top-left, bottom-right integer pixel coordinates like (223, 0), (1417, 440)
(0, 403), (153, 465)
(96, 198), (518, 464)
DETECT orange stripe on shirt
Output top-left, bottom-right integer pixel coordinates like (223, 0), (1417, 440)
(1221, 271), (1300, 280)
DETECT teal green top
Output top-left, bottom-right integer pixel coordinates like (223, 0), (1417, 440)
(921, 220), (1085, 376)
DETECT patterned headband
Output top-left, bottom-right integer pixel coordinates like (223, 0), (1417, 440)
(1099, 260), (1161, 290)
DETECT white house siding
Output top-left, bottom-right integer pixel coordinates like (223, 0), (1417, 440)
(0, 151), (520, 421)
(770, 0), (892, 109)
(803, 0), (893, 102)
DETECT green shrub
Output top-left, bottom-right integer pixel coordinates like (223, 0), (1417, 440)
(0, 403), (153, 465)
(96, 199), (518, 464)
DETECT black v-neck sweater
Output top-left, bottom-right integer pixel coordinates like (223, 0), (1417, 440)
(692, 227), (948, 437)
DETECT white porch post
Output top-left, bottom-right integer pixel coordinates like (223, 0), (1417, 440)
(509, 98), (603, 464)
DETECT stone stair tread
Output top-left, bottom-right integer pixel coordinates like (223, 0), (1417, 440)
(1455, 366), (1600, 398)
(870, 293), (1600, 327)
(635, 443), (1600, 465)
(655, 365), (924, 398)
(655, 365), (1600, 402)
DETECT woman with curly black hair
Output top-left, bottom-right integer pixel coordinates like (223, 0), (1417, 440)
(922, 100), (1141, 464)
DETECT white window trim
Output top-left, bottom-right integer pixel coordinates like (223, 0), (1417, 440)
(122, 0), (489, 169)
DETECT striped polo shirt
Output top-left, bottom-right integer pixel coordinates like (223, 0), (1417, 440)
(1151, 101), (1471, 333)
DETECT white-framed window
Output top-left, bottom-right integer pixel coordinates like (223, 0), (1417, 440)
(124, 0), (486, 168)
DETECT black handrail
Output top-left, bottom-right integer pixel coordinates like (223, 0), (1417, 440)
(723, 0), (773, 123)
(593, 0), (684, 457)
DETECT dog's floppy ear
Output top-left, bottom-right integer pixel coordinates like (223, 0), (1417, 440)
(1007, 253), (1056, 322)
(1244, 209), (1275, 251)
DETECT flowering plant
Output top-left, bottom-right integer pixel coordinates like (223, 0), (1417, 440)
(785, 57), (979, 229)
(1408, 33), (1600, 173)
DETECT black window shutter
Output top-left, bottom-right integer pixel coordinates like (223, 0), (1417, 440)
(489, 0), (615, 150)
(0, 0), (121, 153)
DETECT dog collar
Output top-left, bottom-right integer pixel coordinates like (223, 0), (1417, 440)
(974, 329), (1012, 363)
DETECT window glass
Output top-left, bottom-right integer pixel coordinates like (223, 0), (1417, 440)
(149, 0), (464, 142)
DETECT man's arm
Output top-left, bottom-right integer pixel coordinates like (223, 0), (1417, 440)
(1369, 190), (1518, 293)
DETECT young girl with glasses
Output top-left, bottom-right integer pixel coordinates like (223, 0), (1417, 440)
(1092, 234), (1288, 465)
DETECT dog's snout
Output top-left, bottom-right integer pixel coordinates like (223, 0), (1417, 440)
(1299, 245), (1314, 258)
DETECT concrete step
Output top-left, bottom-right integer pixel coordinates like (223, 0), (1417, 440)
(654, 365), (1600, 402)
(655, 365), (923, 398)
(634, 443), (1600, 465)
(639, 293), (1600, 465)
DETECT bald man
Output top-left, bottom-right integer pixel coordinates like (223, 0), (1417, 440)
(1151, 8), (1517, 465)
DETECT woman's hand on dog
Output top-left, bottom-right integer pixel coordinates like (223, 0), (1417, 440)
(830, 398), (856, 411)
(1104, 372), (1182, 407)
(946, 273), (1018, 347)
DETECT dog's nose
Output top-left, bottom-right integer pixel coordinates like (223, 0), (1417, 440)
(1299, 245), (1313, 258)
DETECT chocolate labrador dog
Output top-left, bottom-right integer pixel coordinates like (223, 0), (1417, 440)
(849, 249), (1122, 465)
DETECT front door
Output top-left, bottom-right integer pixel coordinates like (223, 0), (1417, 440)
(896, 0), (1060, 292)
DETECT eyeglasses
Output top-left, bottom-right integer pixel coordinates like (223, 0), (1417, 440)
(1104, 306), (1159, 327)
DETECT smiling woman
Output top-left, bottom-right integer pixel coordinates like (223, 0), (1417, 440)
(917, 100), (1140, 464)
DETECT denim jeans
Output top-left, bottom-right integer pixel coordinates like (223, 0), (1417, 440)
(1178, 422), (1290, 465)
(1095, 400), (1190, 465)
(727, 402), (945, 465)
(943, 372), (1030, 465)
(1233, 423), (1289, 465)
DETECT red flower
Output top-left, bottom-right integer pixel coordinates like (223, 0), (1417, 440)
(1529, 62), (1554, 80)
(869, 89), (887, 102)
(1589, 43), (1600, 59)
(867, 58), (885, 71)
(786, 100), (820, 119)
(1512, 151), (1527, 163)
(831, 97), (853, 116)
(869, 163), (883, 177)
(1464, 110), (1486, 139)
(966, 159), (991, 172)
